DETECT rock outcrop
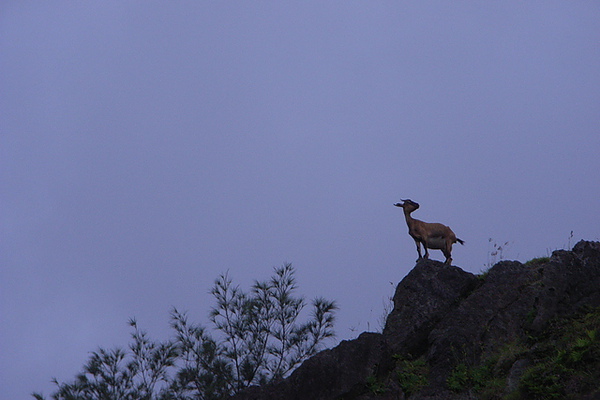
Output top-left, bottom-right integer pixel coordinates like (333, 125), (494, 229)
(231, 240), (600, 400)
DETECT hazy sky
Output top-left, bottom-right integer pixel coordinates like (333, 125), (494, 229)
(2, 2), (599, 399)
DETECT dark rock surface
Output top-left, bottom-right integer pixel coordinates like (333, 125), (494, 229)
(383, 260), (479, 357)
(231, 241), (600, 400)
(230, 332), (390, 400)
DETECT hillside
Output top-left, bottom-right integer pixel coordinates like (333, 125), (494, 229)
(231, 240), (600, 400)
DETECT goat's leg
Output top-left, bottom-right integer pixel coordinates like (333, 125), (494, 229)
(443, 243), (452, 264)
(414, 240), (423, 261)
(422, 240), (430, 259)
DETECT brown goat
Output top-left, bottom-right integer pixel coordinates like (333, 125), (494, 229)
(394, 199), (464, 264)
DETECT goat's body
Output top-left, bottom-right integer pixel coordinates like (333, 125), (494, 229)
(395, 200), (464, 265)
(422, 234), (447, 250)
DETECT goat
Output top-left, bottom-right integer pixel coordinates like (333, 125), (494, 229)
(394, 199), (464, 265)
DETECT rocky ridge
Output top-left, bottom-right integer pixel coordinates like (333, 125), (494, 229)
(232, 240), (600, 400)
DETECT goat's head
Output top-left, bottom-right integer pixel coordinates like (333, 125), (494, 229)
(394, 199), (420, 212)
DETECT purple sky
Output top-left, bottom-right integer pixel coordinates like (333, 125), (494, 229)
(2, 2), (599, 399)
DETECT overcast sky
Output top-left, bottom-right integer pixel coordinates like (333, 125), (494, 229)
(2, 2), (599, 399)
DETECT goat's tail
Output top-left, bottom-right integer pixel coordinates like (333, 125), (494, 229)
(456, 238), (465, 245)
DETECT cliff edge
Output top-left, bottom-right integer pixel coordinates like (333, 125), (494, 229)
(232, 240), (600, 400)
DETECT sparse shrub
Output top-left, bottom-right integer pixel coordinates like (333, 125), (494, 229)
(525, 257), (550, 266)
(518, 308), (600, 399)
(447, 362), (495, 393)
(33, 264), (337, 400)
(447, 363), (470, 392)
(519, 361), (568, 399)
(484, 238), (510, 270)
(365, 375), (387, 395)
(395, 357), (428, 396)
